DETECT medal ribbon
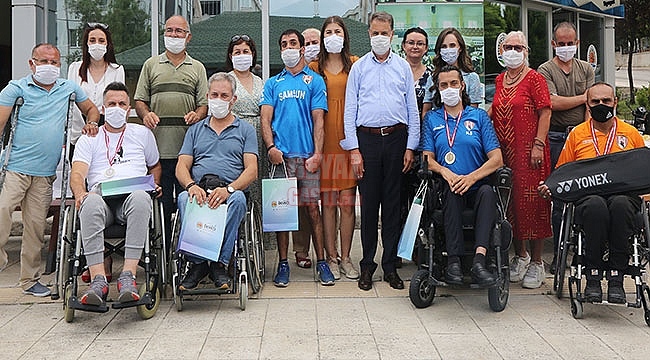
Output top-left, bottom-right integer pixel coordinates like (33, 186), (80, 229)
(104, 127), (126, 168)
(444, 109), (463, 150)
(589, 119), (617, 156)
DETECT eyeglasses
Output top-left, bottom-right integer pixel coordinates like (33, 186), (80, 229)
(86, 22), (109, 30)
(503, 44), (526, 52)
(405, 40), (426, 48)
(231, 34), (251, 43)
(32, 58), (60, 66)
(165, 27), (190, 36)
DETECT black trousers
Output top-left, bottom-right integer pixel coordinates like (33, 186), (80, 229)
(161, 158), (182, 248)
(549, 130), (568, 256)
(574, 194), (641, 271)
(357, 127), (406, 274)
(442, 182), (496, 258)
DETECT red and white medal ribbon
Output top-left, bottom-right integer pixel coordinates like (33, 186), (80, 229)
(589, 119), (617, 156)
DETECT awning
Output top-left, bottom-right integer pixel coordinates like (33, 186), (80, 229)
(538, 0), (624, 17)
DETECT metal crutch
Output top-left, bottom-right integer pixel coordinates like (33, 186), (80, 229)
(0, 96), (25, 192)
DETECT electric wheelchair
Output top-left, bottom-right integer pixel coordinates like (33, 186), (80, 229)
(408, 157), (513, 312)
(549, 148), (650, 325)
(170, 195), (265, 311)
(54, 191), (167, 322)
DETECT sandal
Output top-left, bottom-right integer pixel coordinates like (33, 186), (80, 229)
(295, 253), (312, 269)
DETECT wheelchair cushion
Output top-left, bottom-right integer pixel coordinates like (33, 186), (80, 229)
(104, 223), (126, 239)
(546, 147), (650, 203)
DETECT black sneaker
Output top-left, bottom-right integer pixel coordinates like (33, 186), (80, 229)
(470, 262), (496, 287)
(607, 281), (626, 304)
(180, 262), (209, 290)
(209, 262), (231, 290)
(584, 280), (603, 303)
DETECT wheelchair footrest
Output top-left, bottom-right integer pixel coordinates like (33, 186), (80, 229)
(68, 296), (110, 313)
(178, 287), (234, 296)
(111, 292), (153, 309)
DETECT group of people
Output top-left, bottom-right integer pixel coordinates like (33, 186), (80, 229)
(0, 11), (642, 306)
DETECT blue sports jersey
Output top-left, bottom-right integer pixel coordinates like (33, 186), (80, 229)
(260, 66), (327, 158)
(421, 106), (500, 177)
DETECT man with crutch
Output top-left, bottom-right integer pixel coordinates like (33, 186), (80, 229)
(0, 43), (100, 297)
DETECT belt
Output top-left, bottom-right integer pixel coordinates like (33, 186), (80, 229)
(357, 123), (406, 136)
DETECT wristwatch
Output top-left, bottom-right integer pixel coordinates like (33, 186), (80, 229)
(227, 185), (235, 194)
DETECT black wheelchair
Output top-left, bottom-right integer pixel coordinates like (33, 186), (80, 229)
(548, 148), (650, 325)
(170, 195), (265, 311)
(54, 192), (166, 322)
(408, 158), (513, 312)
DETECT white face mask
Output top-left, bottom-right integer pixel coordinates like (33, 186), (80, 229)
(440, 87), (462, 107)
(88, 44), (107, 61)
(281, 48), (302, 68)
(304, 44), (320, 62)
(371, 35), (392, 56)
(555, 45), (577, 63)
(502, 49), (525, 69)
(232, 54), (253, 72)
(209, 98), (231, 119)
(32, 64), (60, 85)
(440, 47), (459, 65)
(104, 106), (127, 129)
(324, 34), (344, 54)
(164, 36), (187, 54)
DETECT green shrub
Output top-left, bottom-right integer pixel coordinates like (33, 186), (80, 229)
(636, 86), (650, 109)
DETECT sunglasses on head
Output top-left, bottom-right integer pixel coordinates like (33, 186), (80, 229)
(231, 34), (251, 43)
(86, 22), (109, 30)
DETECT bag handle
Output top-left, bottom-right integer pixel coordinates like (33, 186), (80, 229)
(269, 161), (288, 179)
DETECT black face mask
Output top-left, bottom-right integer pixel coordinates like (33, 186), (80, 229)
(590, 104), (615, 123)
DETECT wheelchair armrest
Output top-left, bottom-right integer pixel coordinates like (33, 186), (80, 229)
(491, 166), (513, 189)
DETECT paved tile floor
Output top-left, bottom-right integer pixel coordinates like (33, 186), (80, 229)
(1, 230), (650, 359)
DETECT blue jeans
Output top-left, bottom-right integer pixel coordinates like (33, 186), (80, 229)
(177, 190), (247, 265)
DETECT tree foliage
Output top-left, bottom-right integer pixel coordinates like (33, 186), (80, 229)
(65, 0), (150, 54)
(616, 0), (650, 102)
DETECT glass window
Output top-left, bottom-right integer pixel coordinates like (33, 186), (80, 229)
(527, 8), (549, 70)
(579, 14), (602, 81)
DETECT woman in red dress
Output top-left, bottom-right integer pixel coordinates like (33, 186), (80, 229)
(488, 31), (551, 289)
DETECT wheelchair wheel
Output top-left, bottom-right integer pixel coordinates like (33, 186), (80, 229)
(136, 280), (160, 320)
(554, 205), (573, 299)
(488, 261), (510, 312)
(645, 310), (650, 327)
(56, 205), (74, 298)
(571, 298), (583, 319)
(239, 275), (248, 311)
(63, 283), (75, 323)
(175, 291), (183, 312)
(247, 201), (264, 293)
(173, 271), (183, 312)
(409, 270), (436, 308)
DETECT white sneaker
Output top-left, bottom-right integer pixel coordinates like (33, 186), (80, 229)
(339, 257), (359, 279)
(522, 261), (545, 289)
(327, 259), (341, 280)
(509, 253), (531, 282)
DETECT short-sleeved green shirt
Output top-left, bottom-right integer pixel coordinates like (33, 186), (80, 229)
(538, 58), (594, 129)
(134, 52), (208, 158)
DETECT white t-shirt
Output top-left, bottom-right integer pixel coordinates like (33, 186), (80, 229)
(73, 123), (160, 191)
(67, 61), (125, 144)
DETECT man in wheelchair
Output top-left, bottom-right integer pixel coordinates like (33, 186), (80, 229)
(70, 82), (162, 307)
(175, 72), (258, 291)
(539, 82), (645, 303)
(421, 65), (504, 287)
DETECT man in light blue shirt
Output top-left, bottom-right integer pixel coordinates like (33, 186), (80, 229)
(341, 12), (420, 291)
(0, 43), (99, 296)
(260, 29), (335, 287)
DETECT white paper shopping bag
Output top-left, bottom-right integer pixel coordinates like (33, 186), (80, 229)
(178, 199), (228, 261)
(262, 163), (298, 232)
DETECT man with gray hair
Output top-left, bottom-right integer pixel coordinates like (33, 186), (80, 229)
(175, 72), (258, 290)
(302, 28), (321, 63)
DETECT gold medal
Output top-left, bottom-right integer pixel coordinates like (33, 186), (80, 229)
(444, 151), (456, 165)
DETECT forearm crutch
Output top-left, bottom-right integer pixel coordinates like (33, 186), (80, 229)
(0, 96), (24, 192)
